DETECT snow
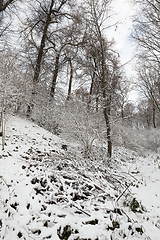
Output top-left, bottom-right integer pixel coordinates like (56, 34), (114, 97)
(0, 114), (160, 239)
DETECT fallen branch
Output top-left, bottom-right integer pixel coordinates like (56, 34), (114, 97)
(116, 182), (132, 202)
(0, 176), (11, 188)
(72, 203), (91, 217)
(78, 171), (106, 193)
(61, 191), (91, 217)
(121, 209), (133, 223)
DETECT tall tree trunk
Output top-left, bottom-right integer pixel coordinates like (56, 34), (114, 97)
(102, 76), (112, 158)
(0, 0), (14, 12)
(33, 0), (55, 84)
(94, 15), (112, 157)
(96, 95), (99, 112)
(1, 96), (5, 150)
(100, 39), (112, 157)
(50, 52), (60, 98)
(67, 59), (73, 100)
(121, 107), (124, 119)
(103, 97), (112, 158)
(0, 0), (3, 11)
(26, 0), (55, 117)
(153, 104), (156, 128)
(88, 73), (95, 107)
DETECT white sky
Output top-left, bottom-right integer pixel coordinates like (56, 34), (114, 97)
(109, 0), (136, 67)
(108, 0), (139, 102)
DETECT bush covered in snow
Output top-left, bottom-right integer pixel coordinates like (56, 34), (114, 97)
(112, 123), (160, 154)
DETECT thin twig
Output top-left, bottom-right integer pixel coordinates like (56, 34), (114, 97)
(116, 182), (133, 202)
(72, 204), (91, 217)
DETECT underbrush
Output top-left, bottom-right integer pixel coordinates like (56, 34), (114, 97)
(9, 91), (160, 156)
(112, 123), (160, 154)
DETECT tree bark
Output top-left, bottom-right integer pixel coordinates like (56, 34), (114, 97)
(153, 104), (156, 128)
(50, 52), (60, 98)
(88, 70), (97, 108)
(99, 37), (112, 158)
(88, 75), (94, 107)
(103, 97), (112, 158)
(33, 0), (55, 84)
(1, 97), (5, 150)
(26, 0), (55, 117)
(0, 0), (14, 12)
(67, 58), (73, 100)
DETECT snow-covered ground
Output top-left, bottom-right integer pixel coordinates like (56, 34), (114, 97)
(0, 115), (160, 240)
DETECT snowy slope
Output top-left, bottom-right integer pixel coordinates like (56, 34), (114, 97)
(0, 115), (160, 240)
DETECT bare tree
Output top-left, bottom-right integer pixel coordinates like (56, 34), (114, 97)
(21, 0), (74, 114)
(77, 0), (122, 158)
(22, 0), (69, 86)
(49, 12), (86, 98)
(0, 0), (21, 38)
(132, 0), (160, 119)
(0, 0), (15, 12)
(66, 57), (73, 100)
(132, 0), (160, 67)
(136, 61), (160, 127)
(20, 0), (86, 115)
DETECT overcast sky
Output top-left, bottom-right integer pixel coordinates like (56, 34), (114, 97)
(109, 0), (139, 102)
(110, 0), (136, 68)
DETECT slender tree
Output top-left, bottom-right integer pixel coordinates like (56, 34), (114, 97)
(77, 0), (123, 158)
(132, 0), (160, 117)
(21, 0), (74, 114)
(66, 58), (73, 100)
